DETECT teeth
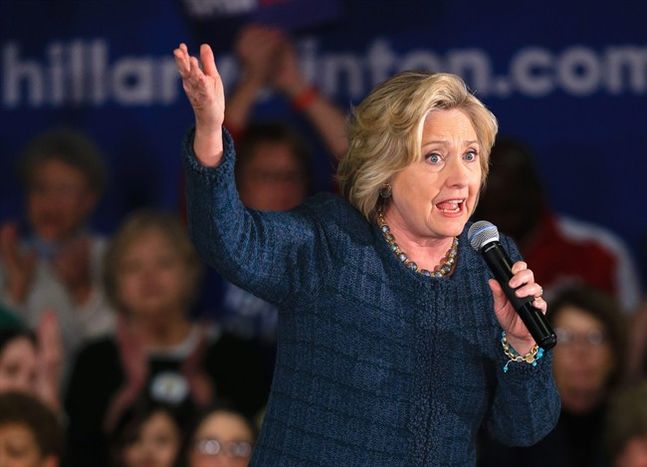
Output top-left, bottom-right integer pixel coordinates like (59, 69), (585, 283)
(436, 199), (464, 213)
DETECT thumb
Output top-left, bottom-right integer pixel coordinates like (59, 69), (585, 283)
(488, 278), (507, 311)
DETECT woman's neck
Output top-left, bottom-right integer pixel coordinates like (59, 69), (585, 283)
(130, 311), (192, 348)
(382, 208), (455, 272)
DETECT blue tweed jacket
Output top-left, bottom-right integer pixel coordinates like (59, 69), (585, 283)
(183, 129), (560, 466)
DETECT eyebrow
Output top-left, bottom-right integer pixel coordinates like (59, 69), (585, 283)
(422, 140), (480, 147)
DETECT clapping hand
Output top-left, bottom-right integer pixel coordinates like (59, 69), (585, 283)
(0, 222), (36, 304)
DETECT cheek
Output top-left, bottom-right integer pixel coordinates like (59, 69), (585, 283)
(118, 274), (138, 295)
(397, 175), (439, 210)
(123, 445), (140, 463)
(592, 347), (614, 377)
(160, 442), (179, 462)
(116, 274), (142, 305)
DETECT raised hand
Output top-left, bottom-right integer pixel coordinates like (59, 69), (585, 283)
(236, 24), (284, 87)
(489, 261), (547, 355)
(115, 314), (148, 389)
(52, 235), (92, 306)
(0, 222), (36, 304)
(174, 43), (225, 166)
(181, 325), (214, 408)
(273, 36), (309, 97)
(104, 314), (149, 431)
(34, 310), (63, 411)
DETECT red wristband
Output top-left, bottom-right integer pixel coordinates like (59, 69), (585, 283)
(291, 86), (319, 111)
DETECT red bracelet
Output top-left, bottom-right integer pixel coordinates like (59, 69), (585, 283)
(291, 86), (319, 111)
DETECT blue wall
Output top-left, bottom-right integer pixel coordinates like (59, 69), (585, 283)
(2, 0), (646, 285)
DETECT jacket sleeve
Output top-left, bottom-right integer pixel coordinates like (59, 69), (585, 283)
(484, 235), (561, 446)
(183, 127), (330, 308)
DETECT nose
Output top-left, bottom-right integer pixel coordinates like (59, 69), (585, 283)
(443, 155), (469, 188)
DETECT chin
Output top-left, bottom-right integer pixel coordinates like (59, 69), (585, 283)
(441, 218), (468, 237)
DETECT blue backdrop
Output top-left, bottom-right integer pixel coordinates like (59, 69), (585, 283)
(1, 0), (646, 287)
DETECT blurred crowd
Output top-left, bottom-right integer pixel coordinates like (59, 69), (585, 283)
(1, 24), (646, 467)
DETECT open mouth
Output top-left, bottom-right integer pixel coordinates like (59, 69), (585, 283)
(434, 198), (465, 214)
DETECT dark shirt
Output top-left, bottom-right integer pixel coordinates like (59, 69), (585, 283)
(478, 404), (608, 467)
(64, 330), (269, 467)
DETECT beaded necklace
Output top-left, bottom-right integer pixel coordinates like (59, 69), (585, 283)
(377, 208), (458, 278)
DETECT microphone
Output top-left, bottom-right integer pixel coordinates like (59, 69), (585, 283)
(468, 221), (557, 350)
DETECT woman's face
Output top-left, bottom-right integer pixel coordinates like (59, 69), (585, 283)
(553, 306), (614, 410)
(116, 230), (190, 318)
(0, 423), (54, 467)
(386, 108), (482, 241)
(189, 412), (254, 467)
(122, 411), (180, 467)
(0, 338), (37, 394)
(238, 142), (306, 212)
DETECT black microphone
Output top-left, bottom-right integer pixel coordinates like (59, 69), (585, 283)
(468, 221), (557, 350)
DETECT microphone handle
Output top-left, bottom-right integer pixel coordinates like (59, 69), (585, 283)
(482, 241), (557, 350)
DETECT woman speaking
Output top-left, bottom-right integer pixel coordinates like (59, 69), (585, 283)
(174, 43), (559, 466)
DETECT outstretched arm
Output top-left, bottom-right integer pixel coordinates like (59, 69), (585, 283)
(175, 43), (330, 306)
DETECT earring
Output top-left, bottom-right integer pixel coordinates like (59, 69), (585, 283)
(379, 183), (392, 199)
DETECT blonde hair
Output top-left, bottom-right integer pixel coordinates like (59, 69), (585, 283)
(337, 71), (498, 220)
(103, 210), (203, 313)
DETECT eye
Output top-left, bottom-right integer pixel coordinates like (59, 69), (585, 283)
(463, 150), (478, 162)
(424, 152), (443, 165)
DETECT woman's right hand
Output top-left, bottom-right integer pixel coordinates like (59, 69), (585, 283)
(174, 43), (225, 166)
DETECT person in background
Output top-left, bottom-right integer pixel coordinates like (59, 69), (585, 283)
(607, 381), (647, 467)
(65, 210), (268, 467)
(0, 391), (64, 467)
(0, 128), (115, 363)
(0, 312), (62, 413)
(225, 23), (348, 159)
(109, 401), (183, 467)
(187, 405), (257, 467)
(473, 138), (642, 312)
(478, 285), (627, 467)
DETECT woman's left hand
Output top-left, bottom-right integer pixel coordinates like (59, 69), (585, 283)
(489, 261), (547, 355)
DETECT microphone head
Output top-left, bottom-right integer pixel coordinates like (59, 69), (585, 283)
(468, 221), (500, 250)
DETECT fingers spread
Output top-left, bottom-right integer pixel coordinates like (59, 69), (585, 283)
(189, 56), (204, 79)
(173, 48), (190, 78)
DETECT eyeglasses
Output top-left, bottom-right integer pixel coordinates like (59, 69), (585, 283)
(193, 438), (253, 459)
(555, 328), (608, 347)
